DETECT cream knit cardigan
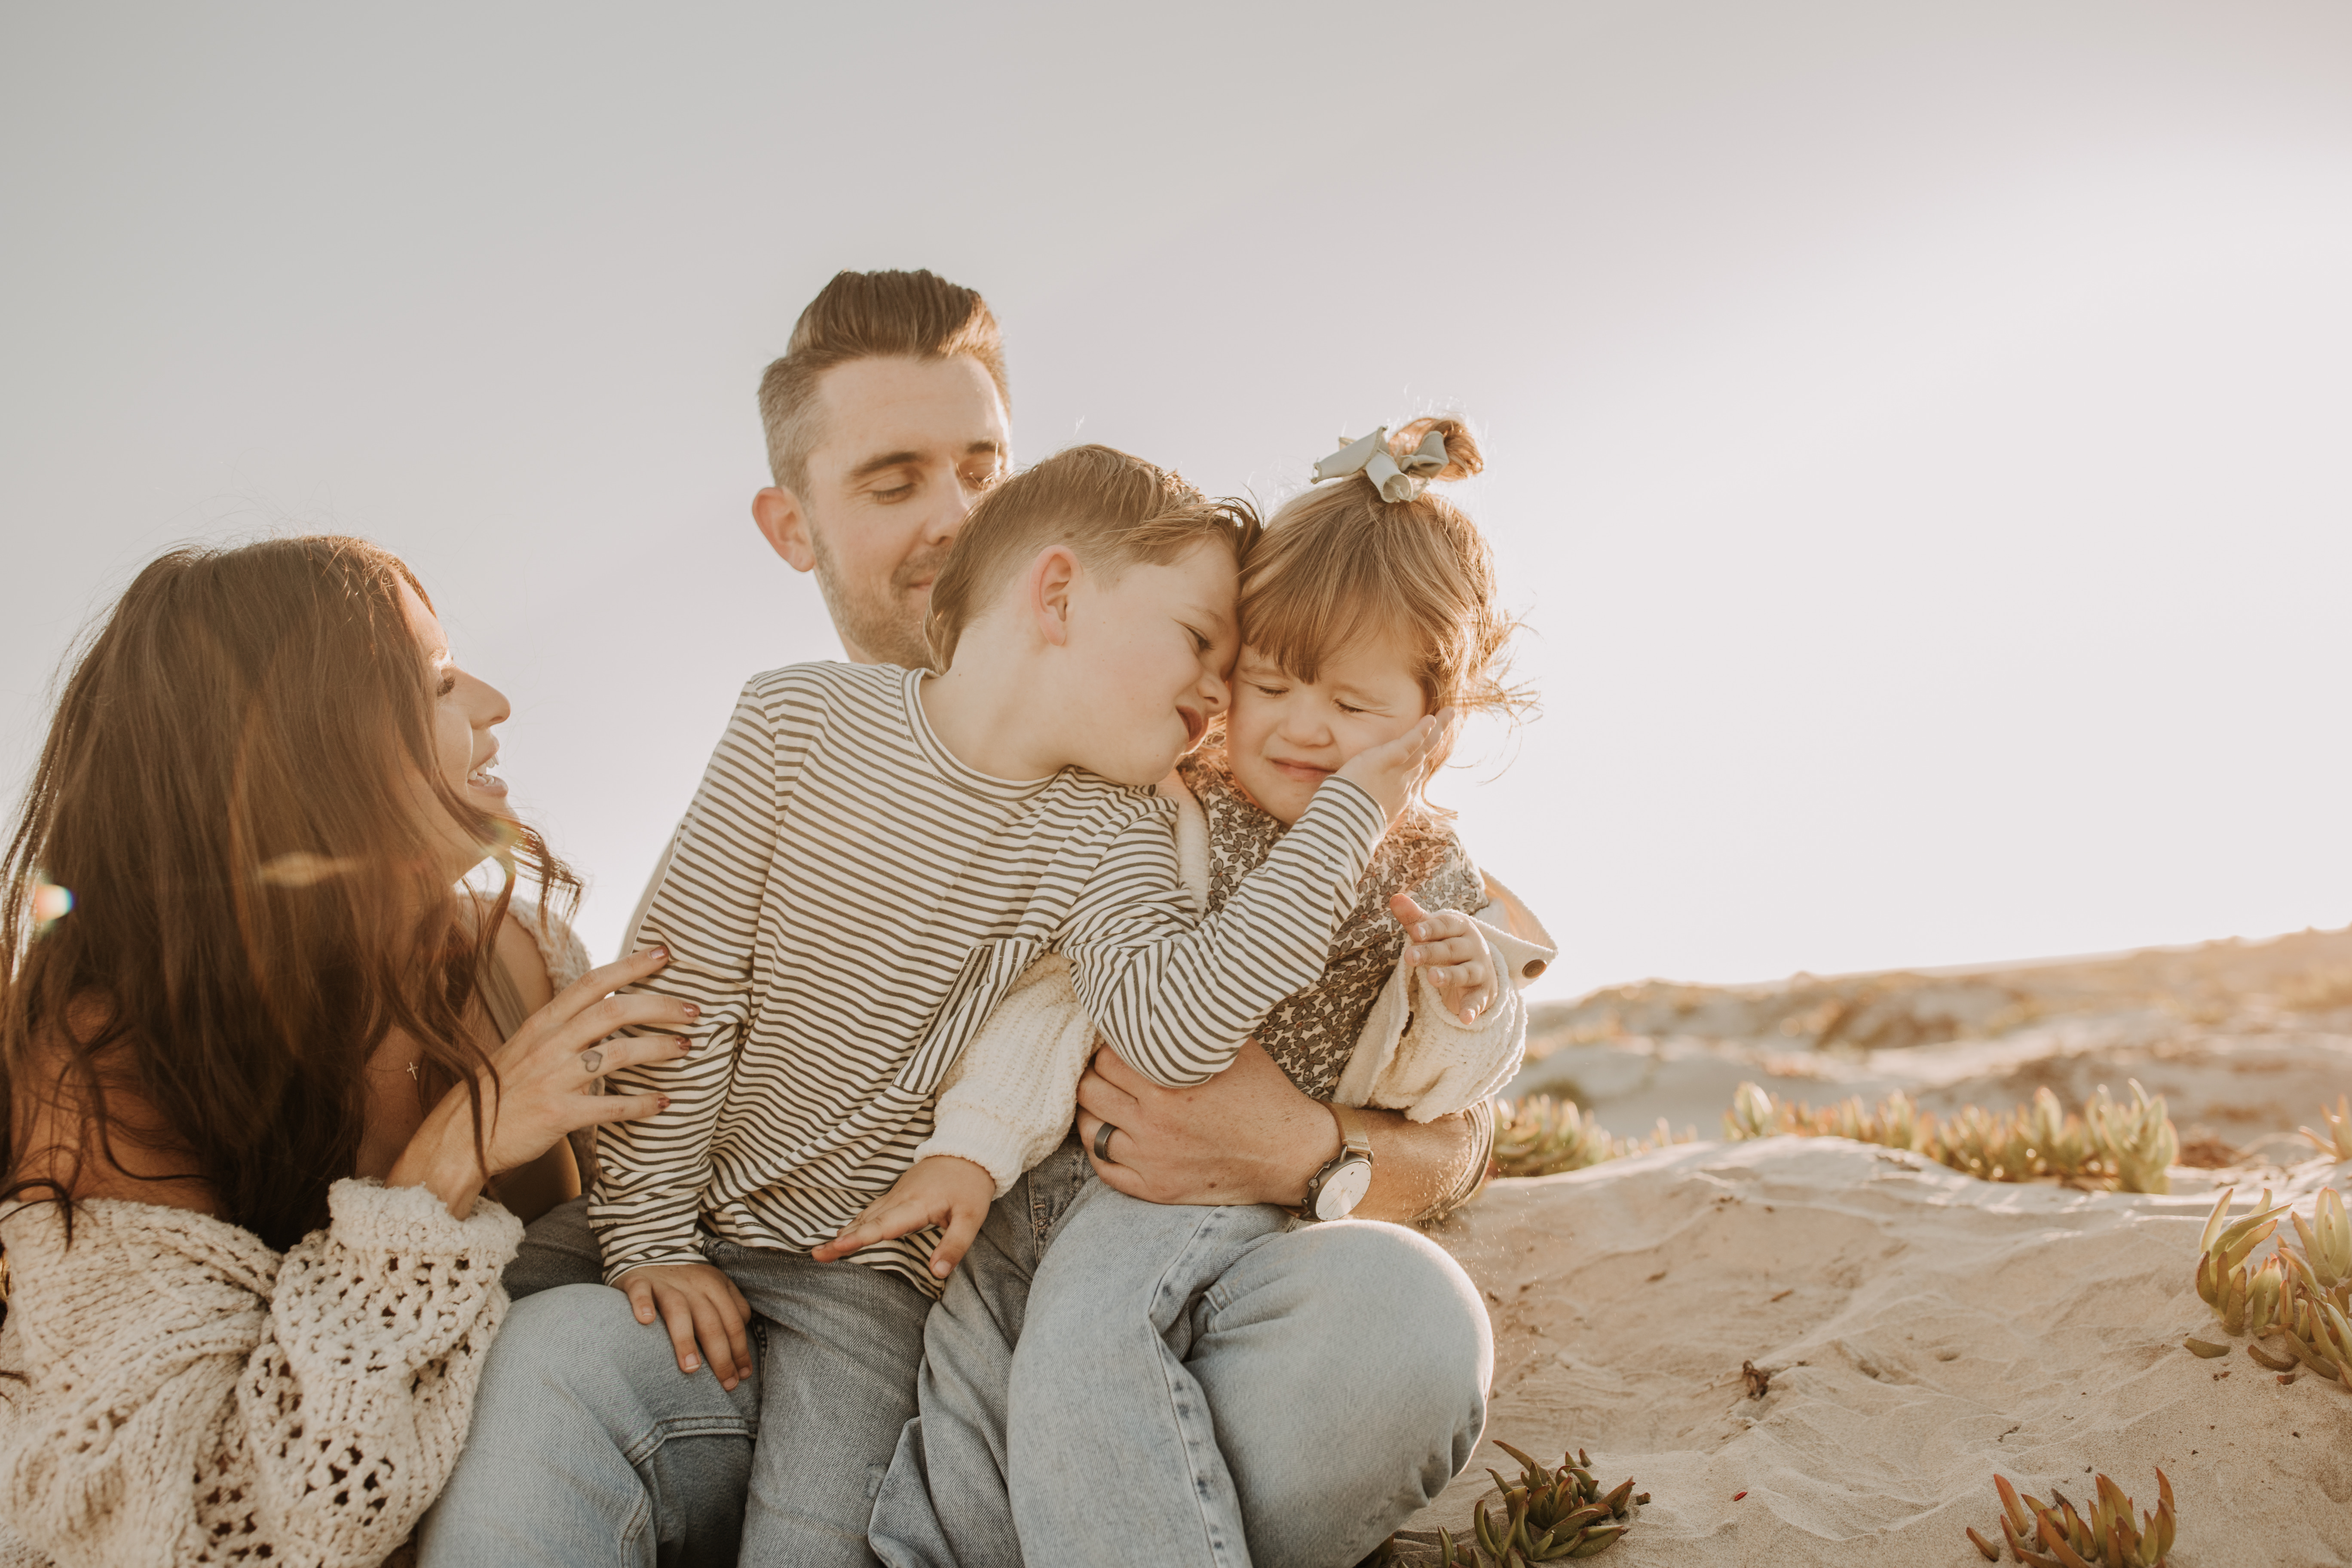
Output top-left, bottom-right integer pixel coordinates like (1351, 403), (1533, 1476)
(0, 902), (586, 1568)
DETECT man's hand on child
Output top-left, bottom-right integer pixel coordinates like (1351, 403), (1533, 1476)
(813, 1155), (995, 1279)
(615, 1261), (753, 1391)
(1335, 707), (1458, 825)
(1392, 892), (1498, 1024)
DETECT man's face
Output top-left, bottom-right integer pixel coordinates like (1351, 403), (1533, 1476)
(755, 354), (1009, 668)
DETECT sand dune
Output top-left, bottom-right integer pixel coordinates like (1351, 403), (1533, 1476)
(1404, 1139), (2352, 1566)
(1509, 928), (2352, 1161)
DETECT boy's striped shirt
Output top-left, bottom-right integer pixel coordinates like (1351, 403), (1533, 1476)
(592, 662), (1382, 1292)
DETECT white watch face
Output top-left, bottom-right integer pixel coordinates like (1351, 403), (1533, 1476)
(1314, 1158), (1373, 1221)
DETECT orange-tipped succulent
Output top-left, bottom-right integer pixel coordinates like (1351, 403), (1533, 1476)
(1983, 1470), (2174, 1568)
(1376, 1444), (1649, 1565)
(2185, 1184), (2352, 1393)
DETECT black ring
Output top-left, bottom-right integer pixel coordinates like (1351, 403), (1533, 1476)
(1093, 1121), (1118, 1163)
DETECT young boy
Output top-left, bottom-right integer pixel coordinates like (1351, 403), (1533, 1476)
(591, 444), (1439, 1562)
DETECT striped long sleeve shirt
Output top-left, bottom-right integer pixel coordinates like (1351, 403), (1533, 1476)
(591, 663), (1384, 1290)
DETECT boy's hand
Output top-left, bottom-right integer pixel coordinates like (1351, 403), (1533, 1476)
(616, 1262), (753, 1390)
(1334, 708), (1458, 825)
(1392, 893), (1499, 1024)
(812, 1155), (995, 1279)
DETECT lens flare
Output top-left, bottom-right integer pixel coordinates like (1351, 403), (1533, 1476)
(257, 853), (359, 888)
(31, 882), (73, 926)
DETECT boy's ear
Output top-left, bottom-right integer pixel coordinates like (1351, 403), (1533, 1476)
(1026, 545), (1080, 647)
(753, 486), (817, 573)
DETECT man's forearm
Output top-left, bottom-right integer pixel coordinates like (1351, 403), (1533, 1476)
(1352, 1103), (1485, 1224)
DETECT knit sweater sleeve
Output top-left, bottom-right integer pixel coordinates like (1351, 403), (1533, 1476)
(910, 954), (1097, 1195)
(0, 1180), (524, 1568)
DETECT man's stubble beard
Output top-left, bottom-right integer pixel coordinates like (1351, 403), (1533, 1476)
(807, 525), (951, 671)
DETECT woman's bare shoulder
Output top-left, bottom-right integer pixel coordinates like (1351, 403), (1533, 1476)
(11, 1014), (221, 1216)
(493, 908), (557, 1011)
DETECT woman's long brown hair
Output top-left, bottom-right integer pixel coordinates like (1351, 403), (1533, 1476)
(0, 536), (578, 1251)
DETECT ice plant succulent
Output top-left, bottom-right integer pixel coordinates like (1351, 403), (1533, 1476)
(1723, 1082), (2178, 1194)
(2184, 1184), (2352, 1393)
(1972, 1471), (2174, 1567)
(1375, 1444), (1648, 1565)
(2302, 1096), (2352, 1164)
(1492, 1096), (1690, 1179)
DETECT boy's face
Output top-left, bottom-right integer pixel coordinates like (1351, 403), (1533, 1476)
(1062, 538), (1238, 787)
(1225, 633), (1430, 824)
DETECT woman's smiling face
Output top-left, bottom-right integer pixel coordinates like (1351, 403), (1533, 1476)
(1224, 631), (1430, 824)
(399, 581), (517, 878)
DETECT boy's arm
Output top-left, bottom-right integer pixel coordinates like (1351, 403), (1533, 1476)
(591, 676), (792, 1284)
(1062, 778), (1385, 1088)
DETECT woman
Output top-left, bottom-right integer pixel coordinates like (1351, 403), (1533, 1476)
(0, 536), (692, 1567)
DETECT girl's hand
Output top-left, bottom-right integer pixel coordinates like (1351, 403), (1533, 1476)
(1333, 708), (1458, 825)
(389, 945), (696, 1215)
(1391, 893), (1498, 1024)
(813, 1156), (995, 1278)
(614, 1260), (755, 1390)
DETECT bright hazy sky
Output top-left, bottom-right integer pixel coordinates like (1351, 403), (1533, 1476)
(6, 3), (2350, 996)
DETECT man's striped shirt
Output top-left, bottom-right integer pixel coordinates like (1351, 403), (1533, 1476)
(592, 662), (1383, 1291)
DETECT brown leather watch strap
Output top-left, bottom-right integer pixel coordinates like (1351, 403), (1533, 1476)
(1327, 1100), (1374, 1161)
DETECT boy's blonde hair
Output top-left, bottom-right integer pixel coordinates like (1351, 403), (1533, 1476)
(924, 444), (1260, 671)
(1244, 415), (1526, 719)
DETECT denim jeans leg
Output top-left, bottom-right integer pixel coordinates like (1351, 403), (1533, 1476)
(1188, 1220), (1492, 1567)
(415, 1282), (761, 1568)
(503, 1194), (607, 1300)
(1007, 1181), (1294, 1568)
(714, 1240), (936, 1568)
(1008, 1187), (1492, 1568)
(867, 1142), (1091, 1568)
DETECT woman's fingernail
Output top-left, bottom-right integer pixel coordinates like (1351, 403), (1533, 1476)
(676, 1037), (694, 1054)
(683, 1353), (699, 1370)
(682, 1002), (701, 1017)
(652, 946), (671, 961)
(658, 1095), (673, 1111)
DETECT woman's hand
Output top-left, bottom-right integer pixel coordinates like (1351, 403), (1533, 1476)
(387, 946), (696, 1216)
(813, 1155), (995, 1278)
(1391, 893), (1498, 1024)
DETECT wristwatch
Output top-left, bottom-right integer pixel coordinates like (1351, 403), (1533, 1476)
(1301, 1102), (1375, 1222)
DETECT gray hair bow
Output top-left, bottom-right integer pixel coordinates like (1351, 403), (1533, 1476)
(1311, 426), (1451, 502)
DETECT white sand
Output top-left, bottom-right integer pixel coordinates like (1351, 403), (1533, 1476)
(1407, 1139), (2352, 1566)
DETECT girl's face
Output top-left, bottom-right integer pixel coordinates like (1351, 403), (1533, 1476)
(1225, 632), (1430, 824)
(399, 581), (518, 879)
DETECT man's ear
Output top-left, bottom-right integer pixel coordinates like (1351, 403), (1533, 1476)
(753, 486), (818, 573)
(1026, 546), (1080, 648)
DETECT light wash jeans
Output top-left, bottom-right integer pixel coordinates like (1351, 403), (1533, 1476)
(417, 1201), (931, 1568)
(870, 1142), (1493, 1568)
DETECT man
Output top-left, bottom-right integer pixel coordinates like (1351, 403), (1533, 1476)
(421, 270), (1501, 1568)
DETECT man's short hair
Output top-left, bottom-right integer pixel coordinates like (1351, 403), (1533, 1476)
(924, 445), (1260, 671)
(756, 269), (1009, 493)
